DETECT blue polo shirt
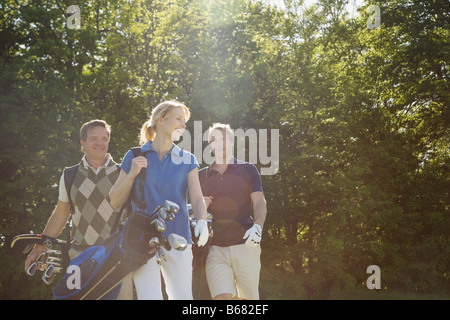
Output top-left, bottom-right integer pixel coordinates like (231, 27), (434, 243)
(198, 157), (263, 247)
(120, 141), (199, 244)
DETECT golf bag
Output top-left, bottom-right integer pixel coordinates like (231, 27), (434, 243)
(53, 208), (163, 300)
(53, 150), (178, 300)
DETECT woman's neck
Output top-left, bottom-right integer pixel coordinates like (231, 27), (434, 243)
(151, 136), (173, 160)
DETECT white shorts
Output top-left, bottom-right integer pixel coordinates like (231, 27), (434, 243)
(205, 244), (261, 300)
(132, 245), (193, 300)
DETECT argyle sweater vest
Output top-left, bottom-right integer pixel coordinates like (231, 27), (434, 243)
(70, 161), (120, 249)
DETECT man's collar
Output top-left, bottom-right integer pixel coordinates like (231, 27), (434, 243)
(208, 157), (239, 174)
(82, 153), (112, 170)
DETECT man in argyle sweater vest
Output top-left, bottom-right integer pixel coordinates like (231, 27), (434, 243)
(24, 120), (133, 299)
(69, 156), (120, 252)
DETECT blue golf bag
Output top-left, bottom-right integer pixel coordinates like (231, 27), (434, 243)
(53, 155), (185, 300)
(53, 203), (178, 300)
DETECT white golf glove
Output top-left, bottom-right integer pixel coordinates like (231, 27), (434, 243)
(243, 224), (262, 247)
(194, 219), (209, 247)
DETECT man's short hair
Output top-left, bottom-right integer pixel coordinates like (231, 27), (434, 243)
(80, 119), (111, 141)
(208, 123), (234, 143)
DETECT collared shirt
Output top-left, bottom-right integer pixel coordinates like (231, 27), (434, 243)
(81, 153), (112, 175)
(58, 154), (113, 203)
(199, 157), (263, 247)
(120, 141), (199, 243)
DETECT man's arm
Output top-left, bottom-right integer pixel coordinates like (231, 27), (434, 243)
(243, 191), (267, 247)
(24, 200), (71, 272)
(42, 201), (72, 238)
(251, 191), (267, 228)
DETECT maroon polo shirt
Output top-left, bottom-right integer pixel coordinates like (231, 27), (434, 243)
(198, 157), (263, 247)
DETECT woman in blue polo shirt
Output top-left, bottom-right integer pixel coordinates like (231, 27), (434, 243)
(109, 100), (209, 300)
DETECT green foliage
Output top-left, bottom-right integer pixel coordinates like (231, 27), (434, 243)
(0, 0), (448, 299)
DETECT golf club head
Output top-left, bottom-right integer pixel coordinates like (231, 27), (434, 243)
(42, 273), (55, 285)
(46, 249), (62, 256)
(187, 203), (213, 218)
(156, 248), (166, 264)
(32, 251), (48, 272)
(43, 238), (53, 250)
(42, 264), (55, 285)
(37, 251), (47, 263)
(46, 257), (62, 265)
(167, 233), (187, 251)
(159, 200), (179, 221)
(27, 262), (37, 276)
(151, 217), (166, 233)
(148, 237), (160, 249)
(45, 264), (54, 277)
(209, 225), (214, 238)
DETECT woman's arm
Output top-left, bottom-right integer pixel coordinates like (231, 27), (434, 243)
(109, 156), (147, 209)
(187, 167), (207, 221)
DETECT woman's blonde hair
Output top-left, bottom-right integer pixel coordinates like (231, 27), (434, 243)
(139, 100), (190, 145)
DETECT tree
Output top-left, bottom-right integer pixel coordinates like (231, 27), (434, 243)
(0, 0), (448, 299)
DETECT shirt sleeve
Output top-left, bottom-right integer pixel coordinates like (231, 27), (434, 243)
(120, 149), (134, 175)
(247, 163), (263, 194)
(58, 172), (69, 203)
(188, 153), (199, 173)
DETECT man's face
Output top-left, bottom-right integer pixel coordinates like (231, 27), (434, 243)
(80, 126), (109, 160)
(209, 129), (234, 163)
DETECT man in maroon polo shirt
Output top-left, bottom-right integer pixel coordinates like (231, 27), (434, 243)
(199, 123), (267, 300)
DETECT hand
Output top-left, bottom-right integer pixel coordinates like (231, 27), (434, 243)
(243, 224), (262, 247)
(24, 245), (45, 273)
(129, 156), (147, 178)
(203, 196), (213, 208)
(194, 219), (209, 247)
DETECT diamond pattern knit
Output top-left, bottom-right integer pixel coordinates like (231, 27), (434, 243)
(70, 161), (120, 248)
